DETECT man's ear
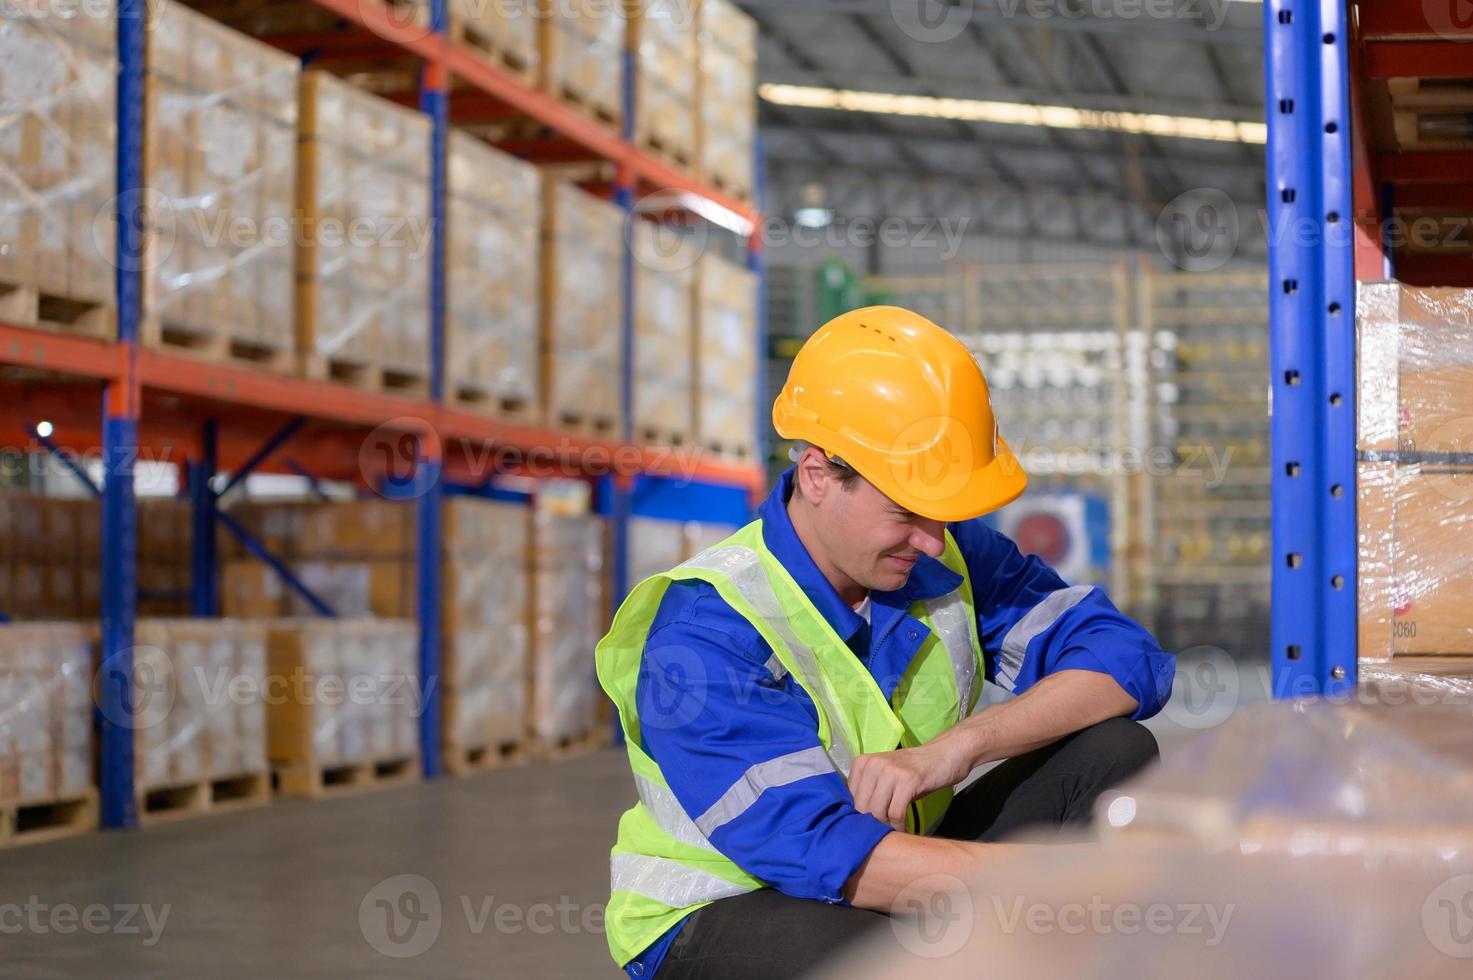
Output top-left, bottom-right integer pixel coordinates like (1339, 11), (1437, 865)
(794, 447), (828, 505)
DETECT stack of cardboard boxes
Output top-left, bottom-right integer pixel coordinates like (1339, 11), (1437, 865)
(697, 0), (757, 200)
(629, 0), (698, 165)
(529, 501), (608, 751)
(142, 0), (298, 367)
(539, 0), (625, 123)
(0, 623), (92, 811)
(0, 1), (115, 335)
(446, 131), (543, 420)
(297, 70), (432, 392)
(1356, 282), (1473, 671)
(695, 254), (760, 461)
(131, 618), (269, 806)
(631, 221), (696, 447)
(542, 182), (626, 434)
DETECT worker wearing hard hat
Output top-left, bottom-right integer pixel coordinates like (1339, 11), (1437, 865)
(596, 307), (1175, 978)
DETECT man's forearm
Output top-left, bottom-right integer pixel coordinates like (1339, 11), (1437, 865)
(841, 833), (1024, 910)
(939, 669), (1138, 772)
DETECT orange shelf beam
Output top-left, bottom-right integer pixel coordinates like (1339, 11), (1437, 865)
(0, 322), (124, 380)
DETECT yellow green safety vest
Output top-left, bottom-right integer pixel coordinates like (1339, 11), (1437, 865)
(595, 520), (985, 968)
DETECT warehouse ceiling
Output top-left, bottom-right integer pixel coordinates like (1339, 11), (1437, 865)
(741, 0), (1267, 254)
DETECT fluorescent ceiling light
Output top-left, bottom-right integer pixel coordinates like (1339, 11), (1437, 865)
(795, 207), (834, 229)
(760, 84), (1267, 145)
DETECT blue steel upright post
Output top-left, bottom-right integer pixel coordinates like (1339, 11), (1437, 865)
(415, 0), (448, 778)
(750, 134), (767, 480)
(189, 420), (219, 617)
(98, 0), (147, 829)
(1265, 0), (1357, 697)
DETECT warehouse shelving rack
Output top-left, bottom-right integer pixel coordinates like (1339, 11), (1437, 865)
(1266, 3), (1471, 696)
(0, 0), (765, 828)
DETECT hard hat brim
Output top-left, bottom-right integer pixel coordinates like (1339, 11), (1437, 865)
(858, 433), (1029, 524)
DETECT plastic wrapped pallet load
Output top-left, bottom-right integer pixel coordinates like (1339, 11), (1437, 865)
(446, 130), (543, 421)
(631, 220), (696, 447)
(626, 516), (688, 588)
(539, 0), (624, 124)
(0, 0), (115, 336)
(441, 497), (532, 773)
(695, 253), (759, 462)
(267, 618), (420, 797)
(697, 0), (757, 200)
(529, 500), (608, 756)
(1356, 282), (1473, 668)
(542, 182), (625, 435)
(130, 618), (271, 823)
(628, 0), (698, 166)
(0, 623), (95, 843)
(297, 70), (431, 394)
(142, 0), (298, 370)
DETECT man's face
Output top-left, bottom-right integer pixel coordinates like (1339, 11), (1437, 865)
(802, 462), (948, 593)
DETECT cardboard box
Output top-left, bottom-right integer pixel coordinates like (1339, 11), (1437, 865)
(1358, 460), (1473, 657)
(632, 221), (696, 443)
(694, 254), (758, 456)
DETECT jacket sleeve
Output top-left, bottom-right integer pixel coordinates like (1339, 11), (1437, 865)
(636, 579), (892, 903)
(949, 519), (1175, 720)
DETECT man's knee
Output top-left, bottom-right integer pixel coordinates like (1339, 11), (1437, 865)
(1071, 716), (1159, 784)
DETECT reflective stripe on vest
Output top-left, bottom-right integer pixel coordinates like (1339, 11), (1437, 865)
(996, 584), (1094, 692)
(695, 745), (837, 838)
(682, 544), (859, 776)
(634, 774), (717, 852)
(611, 853), (750, 908)
(921, 588), (979, 723)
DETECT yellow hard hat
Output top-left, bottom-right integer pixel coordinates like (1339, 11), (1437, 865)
(773, 305), (1027, 522)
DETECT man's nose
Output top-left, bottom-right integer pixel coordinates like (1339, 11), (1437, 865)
(910, 518), (946, 558)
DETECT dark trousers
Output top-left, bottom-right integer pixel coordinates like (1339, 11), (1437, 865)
(654, 717), (1159, 979)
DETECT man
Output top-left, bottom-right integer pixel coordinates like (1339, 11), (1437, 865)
(596, 307), (1174, 978)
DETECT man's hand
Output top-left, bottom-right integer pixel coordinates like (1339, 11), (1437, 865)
(848, 736), (974, 831)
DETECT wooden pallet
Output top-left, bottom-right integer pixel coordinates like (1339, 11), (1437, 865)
(634, 128), (696, 172)
(553, 410), (619, 437)
(1, 789), (98, 848)
(451, 14), (536, 83)
(635, 425), (692, 449)
(704, 170), (753, 207)
(272, 755), (420, 799)
(1387, 78), (1473, 151)
(301, 354), (432, 399)
(0, 279), (115, 340)
(141, 317), (295, 374)
(547, 82), (622, 128)
(697, 440), (755, 464)
(528, 727), (610, 763)
(443, 738), (528, 777)
(136, 771), (271, 827)
(449, 384), (541, 424)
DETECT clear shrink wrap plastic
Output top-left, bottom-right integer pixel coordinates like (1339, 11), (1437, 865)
(442, 498), (531, 753)
(543, 182), (625, 430)
(0, 1), (114, 308)
(540, 0), (624, 120)
(297, 70), (431, 379)
(695, 254), (758, 457)
(0, 623), (91, 804)
(697, 0), (756, 195)
(631, 221), (695, 443)
(451, 0), (540, 75)
(266, 619), (418, 768)
(1356, 282), (1473, 663)
(446, 130), (542, 416)
(1096, 697), (1473, 856)
(815, 839), (1473, 980)
(530, 508), (606, 742)
(132, 619), (268, 791)
(626, 516), (688, 588)
(144, 0), (298, 352)
(630, 0), (697, 159)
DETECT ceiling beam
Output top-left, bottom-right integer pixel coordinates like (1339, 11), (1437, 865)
(735, 0), (1260, 45)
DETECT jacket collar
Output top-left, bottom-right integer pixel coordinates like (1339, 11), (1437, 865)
(758, 468), (963, 642)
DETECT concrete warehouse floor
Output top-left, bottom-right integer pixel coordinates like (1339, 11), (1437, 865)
(2, 650), (1267, 979)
